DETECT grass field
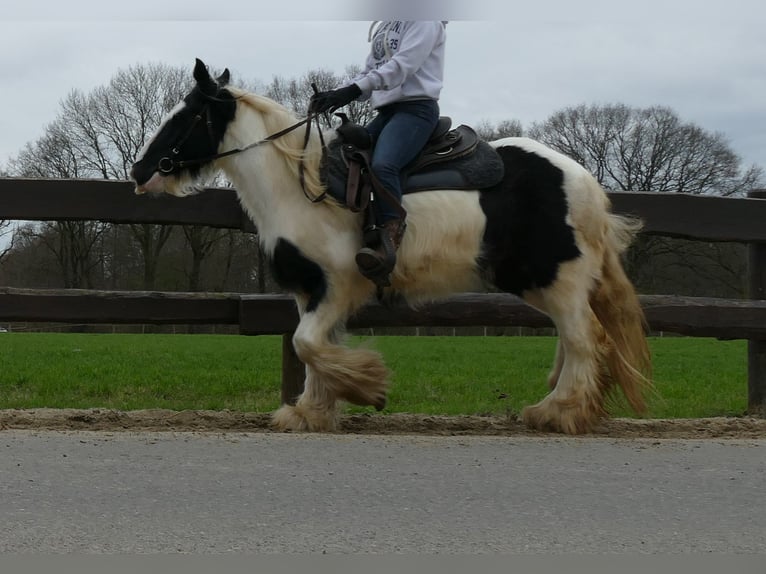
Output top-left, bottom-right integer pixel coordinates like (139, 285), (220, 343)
(0, 333), (748, 419)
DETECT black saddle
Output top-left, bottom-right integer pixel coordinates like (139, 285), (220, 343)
(321, 114), (505, 212)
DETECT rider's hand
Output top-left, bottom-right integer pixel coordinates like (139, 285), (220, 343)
(310, 84), (362, 114)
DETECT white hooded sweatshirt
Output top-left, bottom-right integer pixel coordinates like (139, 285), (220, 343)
(352, 21), (447, 110)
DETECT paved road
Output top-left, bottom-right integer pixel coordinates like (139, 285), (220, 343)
(0, 431), (764, 553)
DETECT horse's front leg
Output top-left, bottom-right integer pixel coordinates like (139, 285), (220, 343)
(272, 296), (390, 432)
(272, 362), (339, 432)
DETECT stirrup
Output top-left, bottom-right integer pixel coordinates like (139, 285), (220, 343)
(356, 247), (395, 287)
(356, 219), (404, 288)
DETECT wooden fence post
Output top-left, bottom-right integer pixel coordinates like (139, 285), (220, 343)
(747, 189), (766, 416)
(281, 332), (305, 406)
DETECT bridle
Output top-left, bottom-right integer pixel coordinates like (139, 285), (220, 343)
(156, 91), (329, 203)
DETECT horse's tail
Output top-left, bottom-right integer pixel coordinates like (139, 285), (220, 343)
(591, 211), (652, 414)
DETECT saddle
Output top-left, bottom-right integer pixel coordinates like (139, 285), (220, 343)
(320, 114), (505, 214)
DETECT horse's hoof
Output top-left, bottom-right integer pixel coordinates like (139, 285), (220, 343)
(272, 404), (337, 432)
(521, 400), (599, 435)
(374, 397), (387, 411)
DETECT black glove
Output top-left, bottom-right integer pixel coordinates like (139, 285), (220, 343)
(310, 84), (362, 114)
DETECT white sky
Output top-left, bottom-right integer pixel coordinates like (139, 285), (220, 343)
(0, 0), (764, 169)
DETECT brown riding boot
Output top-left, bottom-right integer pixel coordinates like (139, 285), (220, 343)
(355, 219), (406, 287)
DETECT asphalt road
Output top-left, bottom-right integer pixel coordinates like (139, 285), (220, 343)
(1, 431), (764, 553)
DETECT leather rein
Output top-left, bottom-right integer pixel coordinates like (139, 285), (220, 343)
(157, 91), (329, 204)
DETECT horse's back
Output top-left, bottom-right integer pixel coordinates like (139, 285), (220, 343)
(489, 137), (587, 173)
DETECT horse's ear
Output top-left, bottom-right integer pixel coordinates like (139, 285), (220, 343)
(193, 58), (211, 84)
(216, 68), (231, 86)
(193, 58), (217, 94)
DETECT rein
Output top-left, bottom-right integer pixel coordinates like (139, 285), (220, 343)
(157, 97), (329, 204)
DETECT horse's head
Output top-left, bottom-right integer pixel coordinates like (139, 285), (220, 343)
(130, 58), (236, 196)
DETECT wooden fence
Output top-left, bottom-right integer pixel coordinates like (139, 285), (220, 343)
(1, 178), (765, 413)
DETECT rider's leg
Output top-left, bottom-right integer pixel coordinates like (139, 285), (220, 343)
(356, 99), (440, 285)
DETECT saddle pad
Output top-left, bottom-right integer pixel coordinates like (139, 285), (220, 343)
(320, 139), (505, 205)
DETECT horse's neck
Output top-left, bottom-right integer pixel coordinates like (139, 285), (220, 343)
(219, 106), (328, 251)
(222, 155), (294, 247)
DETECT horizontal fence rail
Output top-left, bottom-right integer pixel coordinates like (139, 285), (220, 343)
(2, 178), (766, 242)
(0, 178), (256, 232)
(608, 191), (766, 242)
(0, 288), (241, 325)
(1, 179), (766, 414)
(3, 288), (766, 339)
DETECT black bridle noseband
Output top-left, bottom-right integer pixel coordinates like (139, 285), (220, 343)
(157, 91), (328, 203)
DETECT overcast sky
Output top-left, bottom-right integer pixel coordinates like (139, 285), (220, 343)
(1, 0), (764, 170)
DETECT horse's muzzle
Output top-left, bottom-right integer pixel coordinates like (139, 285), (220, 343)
(130, 161), (159, 195)
(131, 170), (164, 195)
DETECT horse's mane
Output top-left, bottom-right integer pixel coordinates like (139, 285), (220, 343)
(227, 87), (326, 202)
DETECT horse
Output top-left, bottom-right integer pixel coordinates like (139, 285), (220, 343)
(130, 59), (652, 434)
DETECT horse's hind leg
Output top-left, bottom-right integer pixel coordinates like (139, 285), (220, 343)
(522, 264), (609, 434)
(272, 296), (389, 432)
(547, 340), (565, 390)
(521, 293), (565, 392)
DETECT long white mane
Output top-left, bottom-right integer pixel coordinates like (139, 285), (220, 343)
(226, 87), (328, 202)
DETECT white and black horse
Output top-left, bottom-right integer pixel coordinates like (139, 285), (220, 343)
(130, 59), (651, 434)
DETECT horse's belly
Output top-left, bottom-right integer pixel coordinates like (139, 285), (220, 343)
(394, 190), (486, 299)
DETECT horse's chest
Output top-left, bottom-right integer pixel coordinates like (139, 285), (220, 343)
(270, 238), (327, 312)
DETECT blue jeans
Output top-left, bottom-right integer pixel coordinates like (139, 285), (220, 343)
(366, 99), (440, 224)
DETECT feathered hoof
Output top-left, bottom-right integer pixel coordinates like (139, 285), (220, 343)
(272, 403), (338, 432)
(521, 396), (602, 435)
(338, 378), (389, 411)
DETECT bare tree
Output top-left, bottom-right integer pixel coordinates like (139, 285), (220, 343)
(527, 104), (763, 196)
(265, 65), (374, 129)
(182, 225), (228, 291)
(475, 119), (524, 141)
(37, 221), (107, 289)
(9, 118), (85, 178)
(0, 220), (14, 264)
(0, 224), (60, 288)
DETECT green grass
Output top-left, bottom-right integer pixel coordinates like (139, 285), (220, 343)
(0, 333), (282, 412)
(0, 333), (748, 418)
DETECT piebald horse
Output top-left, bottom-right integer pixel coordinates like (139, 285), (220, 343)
(130, 59), (651, 434)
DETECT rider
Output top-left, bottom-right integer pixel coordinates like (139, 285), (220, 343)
(310, 21), (448, 287)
